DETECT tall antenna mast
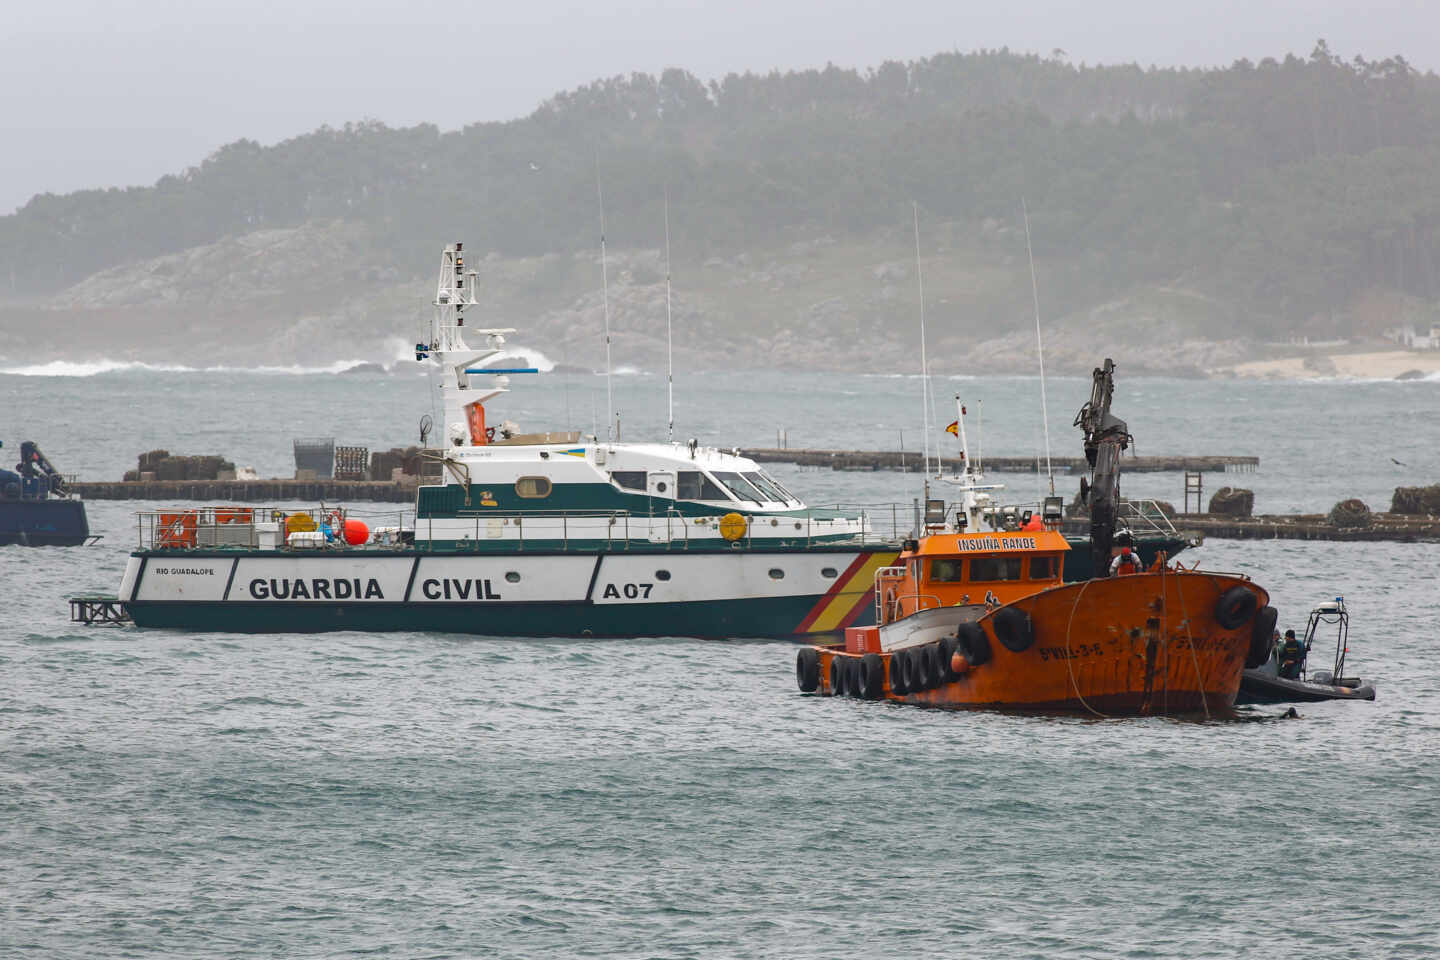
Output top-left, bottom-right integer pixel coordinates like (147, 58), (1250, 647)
(596, 157), (614, 441)
(1023, 197), (1054, 494)
(663, 187), (675, 443)
(977, 399), (984, 474)
(913, 202), (932, 477)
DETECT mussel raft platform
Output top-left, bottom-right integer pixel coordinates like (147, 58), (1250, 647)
(1176, 513), (1440, 542)
(739, 448), (1260, 474)
(70, 479), (417, 502)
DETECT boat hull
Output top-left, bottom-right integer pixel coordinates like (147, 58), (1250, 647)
(819, 571), (1266, 716)
(1236, 669), (1376, 704)
(118, 546), (899, 639)
(0, 498), (91, 546)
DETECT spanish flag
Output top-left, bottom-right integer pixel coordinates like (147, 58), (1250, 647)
(945, 421), (959, 436)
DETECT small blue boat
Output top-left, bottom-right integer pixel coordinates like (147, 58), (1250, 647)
(0, 441), (94, 547)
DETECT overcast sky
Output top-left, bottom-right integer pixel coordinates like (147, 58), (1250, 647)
(0, 0), (1431, 214)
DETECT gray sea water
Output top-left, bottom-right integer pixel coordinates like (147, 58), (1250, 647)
(3, 366), (1439, 958)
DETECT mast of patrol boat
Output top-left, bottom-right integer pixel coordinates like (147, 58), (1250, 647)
(942, 395), (1003, 533)
(422, 243), (516, 448)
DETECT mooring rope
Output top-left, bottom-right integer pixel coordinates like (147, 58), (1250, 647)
(1063, 580), (1109, 719)
(1173, 572), (1211, 720)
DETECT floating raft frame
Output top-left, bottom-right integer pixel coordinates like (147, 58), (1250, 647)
(1175, 514), (1440, 542)
(69, 480), (418, 502)
(738, 448), (1259, 474)
(69, 596), (132, 625)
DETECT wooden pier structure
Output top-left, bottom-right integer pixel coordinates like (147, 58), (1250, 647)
(739, 448), (1259, 474)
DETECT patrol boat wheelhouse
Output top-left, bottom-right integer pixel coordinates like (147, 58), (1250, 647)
(113, 244), (899, 638)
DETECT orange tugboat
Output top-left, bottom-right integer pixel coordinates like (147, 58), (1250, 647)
(795, 360), (1274, 716)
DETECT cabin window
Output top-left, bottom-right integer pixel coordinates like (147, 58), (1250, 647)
(712, 470), (764, 503)
(515, 476), (553, 499)
(505, 571), (522, 583)
(742, 471), (787, 502)
(821, 567), (838, 579)
(759, 469), (799, 502)
(928, 558), (966, 582)
(969, 557), (1023, 581)
(655, 569), (672, 581)
(1029, 556), (1059, 580)
(768, 568), (785, 580)
(677, 471), (728, 501)
(610, 471), (646, 492)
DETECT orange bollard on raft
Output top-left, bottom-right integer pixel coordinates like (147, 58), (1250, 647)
(342, 518), (370, 546)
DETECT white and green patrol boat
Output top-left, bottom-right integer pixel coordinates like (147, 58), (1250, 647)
(113, 244), (901, 638)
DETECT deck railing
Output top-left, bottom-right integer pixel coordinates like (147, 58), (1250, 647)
(132, 503), (886, 552)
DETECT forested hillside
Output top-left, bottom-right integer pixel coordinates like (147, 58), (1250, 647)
(3, 42), (1439, 344)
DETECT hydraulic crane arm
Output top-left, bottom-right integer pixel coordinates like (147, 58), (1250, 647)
(1073, 359), (1131, 577)
(17, 440), (66, 495)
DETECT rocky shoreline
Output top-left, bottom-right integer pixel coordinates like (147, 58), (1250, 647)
(3, 222), (1438, 381)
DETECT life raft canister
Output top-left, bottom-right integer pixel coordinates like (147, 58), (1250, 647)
(719, 512), (748, 542)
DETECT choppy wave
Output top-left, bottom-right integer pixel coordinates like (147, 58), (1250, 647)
(1, 358), (378, 377)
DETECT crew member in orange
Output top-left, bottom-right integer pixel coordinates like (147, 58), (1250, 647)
(1110, 546), (1141, 576)
(1022, 512), (1045, 531)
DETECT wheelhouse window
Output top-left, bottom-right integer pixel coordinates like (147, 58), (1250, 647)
(711, 470), (764, 503)
(610, 471), (646, 492)
(1029, 556), (1059, 580)
(969, 557), (1023, 581)
(678, 471), (729, 501)
(742, 471), (788, 503)
(515, 476), (553, 499)
(928, 558), (966, 582)
(758, 469), (799, 503)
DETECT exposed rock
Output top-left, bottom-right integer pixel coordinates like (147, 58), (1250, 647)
(1327, 498), (1373, 528)
(48, 221), (385, 309)
(1208, 486), (1255, 517)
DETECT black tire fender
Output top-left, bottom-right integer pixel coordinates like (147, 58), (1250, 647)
(992, 606), (1036, 653)
(860, 653), (885, 699)
(1248, 605), (1278, 669)
(829, 656), (846, 697)
(796, 648), (820, 693)
(1216, 586), (1259, 630)
(936, 636), (959, 682)
(888, 649), (909, 695)
(956, 621), (991, 667)
(925, 645), (945, 686)
(912, 645), (933, 690)
(845, 657), (864, 697)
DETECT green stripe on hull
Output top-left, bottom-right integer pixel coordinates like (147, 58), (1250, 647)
(126, 595), (845, 640)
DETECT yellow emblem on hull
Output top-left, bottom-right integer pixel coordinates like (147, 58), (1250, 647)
(719, 512), (748, 541)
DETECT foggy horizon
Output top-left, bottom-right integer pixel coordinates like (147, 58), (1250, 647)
(2, 0), (1435, 215)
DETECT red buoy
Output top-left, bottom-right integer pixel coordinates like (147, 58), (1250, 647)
(343, 518), (370, 546)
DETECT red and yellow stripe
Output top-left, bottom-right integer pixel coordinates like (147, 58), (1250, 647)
(794, 550), (899, 635)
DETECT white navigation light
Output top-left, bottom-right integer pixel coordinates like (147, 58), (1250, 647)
(449, 422), (467, 446)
